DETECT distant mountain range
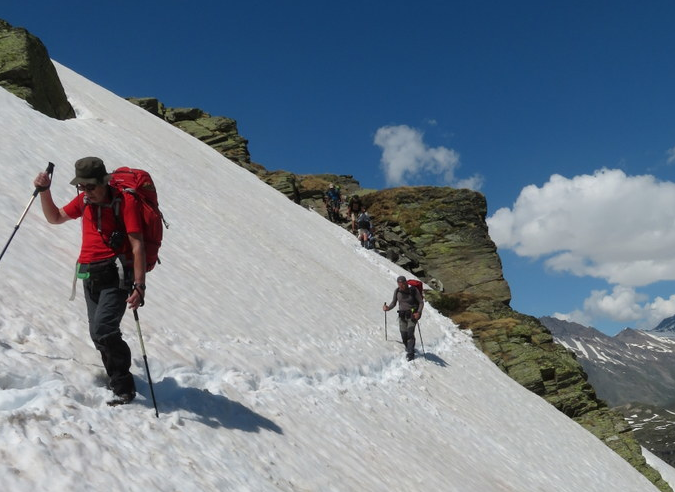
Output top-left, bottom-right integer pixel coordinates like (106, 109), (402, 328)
(540, 316), (675, 467)
(652, 314), (675, 336)
(540, 316), (675, 408)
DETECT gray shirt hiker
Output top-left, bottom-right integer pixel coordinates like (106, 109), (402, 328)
(387, 285), (423, 315)
(384, 276), (423, 361)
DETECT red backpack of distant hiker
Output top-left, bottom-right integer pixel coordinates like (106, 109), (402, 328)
(108, 167), (168, 272)
(407, 279), (424, 299)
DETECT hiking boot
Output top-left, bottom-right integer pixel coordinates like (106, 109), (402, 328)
(406, 352), (415, 361)
(115, 391), (136, 404)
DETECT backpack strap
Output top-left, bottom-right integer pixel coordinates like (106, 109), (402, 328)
(84, 188), (126, 249)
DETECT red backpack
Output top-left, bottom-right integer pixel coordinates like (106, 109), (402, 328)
(108, 167), (168, 272)
(407, 279), (424, 298)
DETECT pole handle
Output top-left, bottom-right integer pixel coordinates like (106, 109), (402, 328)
(383, 303), (388, 341)
(34, 162), (55, 196)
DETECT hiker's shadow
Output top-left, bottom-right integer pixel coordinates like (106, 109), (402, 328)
(390, 340), (449, 367)
(136, 377), (283, 434)
(423, 352), (448, 367)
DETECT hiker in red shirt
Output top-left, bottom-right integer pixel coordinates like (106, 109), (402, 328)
(34, 157), (145, 403)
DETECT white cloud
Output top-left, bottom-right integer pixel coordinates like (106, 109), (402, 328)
(643, 294), (675, 329)
(487, 168), (675, 287)
(551, 310), (592, 327)
(555, 286), (675, 330)
(667, 146), (675, 164)
(582, 286), (647, 323)
(374, 125), (482, 190)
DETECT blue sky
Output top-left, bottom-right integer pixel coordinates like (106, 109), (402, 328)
(5, 0), (675, 335)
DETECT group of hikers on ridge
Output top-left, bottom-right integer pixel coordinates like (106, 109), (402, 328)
(26, 161), (422, 406)
(323, 183), (375, 249)
(323, 183), (424, 361)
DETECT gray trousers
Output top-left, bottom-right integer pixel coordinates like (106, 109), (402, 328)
(399, 317), (417, 356)
(83, 280), (135, 395)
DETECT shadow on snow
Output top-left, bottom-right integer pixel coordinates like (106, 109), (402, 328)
(134, 376), (283, 434)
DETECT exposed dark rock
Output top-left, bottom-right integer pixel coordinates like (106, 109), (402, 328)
(616, 402), (675, 470)
(126, 97), (252, 169)
(0, 19), (75, 120)
(362, 187), (511, 303)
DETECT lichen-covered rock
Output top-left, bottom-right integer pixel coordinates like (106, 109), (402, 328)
(0, 19), (74, 120)
(363, 187), (511, 304)
(126, 97), (251, 167)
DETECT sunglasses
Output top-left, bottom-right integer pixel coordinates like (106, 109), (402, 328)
(76, 183), (98, 192)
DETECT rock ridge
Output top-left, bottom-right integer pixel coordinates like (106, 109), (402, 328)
(0, 19), (74, 120)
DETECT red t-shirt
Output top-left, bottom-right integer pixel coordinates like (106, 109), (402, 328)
(63, 190), (143, 264)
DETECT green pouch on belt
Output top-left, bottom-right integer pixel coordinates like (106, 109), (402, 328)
(76, 263), (90, 280)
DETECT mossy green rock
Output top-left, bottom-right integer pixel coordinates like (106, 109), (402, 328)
(127, 97), (251, 168)
(364, 187), (511, 303)
(0, 19), (74, 120)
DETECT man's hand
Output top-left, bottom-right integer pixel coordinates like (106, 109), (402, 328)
(126, 287), (145, 310)
(34, 172), (51, 192)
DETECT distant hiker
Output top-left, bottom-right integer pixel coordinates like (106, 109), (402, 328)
(324, 183), (342, 222)
(347, 194), (363, 234)
(356, 206), (374, 249)
(383, 276), (424, 361)
(33, 157), (145, 403)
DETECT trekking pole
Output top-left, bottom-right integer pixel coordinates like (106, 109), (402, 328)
(417, 320), (426, 358)
(0, 162), (54, 264)
(383, 303), (388, 341)
(133, 309), (159, 418)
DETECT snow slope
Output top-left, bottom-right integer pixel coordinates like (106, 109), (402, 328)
(0, 62), (666, 491)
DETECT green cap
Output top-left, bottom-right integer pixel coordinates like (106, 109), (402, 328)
(69, 157), (110, 186)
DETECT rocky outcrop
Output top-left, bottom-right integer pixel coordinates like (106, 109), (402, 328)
(0, 19), (74, 120)
(126, 97), (252, 169)
(362, 187), (511, 303)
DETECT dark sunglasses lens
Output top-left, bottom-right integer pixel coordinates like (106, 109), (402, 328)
(77, 184), (96, 191)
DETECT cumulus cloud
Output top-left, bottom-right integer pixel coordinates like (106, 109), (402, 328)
(487, 168), (675, 287)
(555, 286), (645, 327)
(550, 310), (592, 327)
(374, 125), (483, 190)
(581, 286), (647, 323)
(644, 294), (675, 328)
(554, 286), (675, 330)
